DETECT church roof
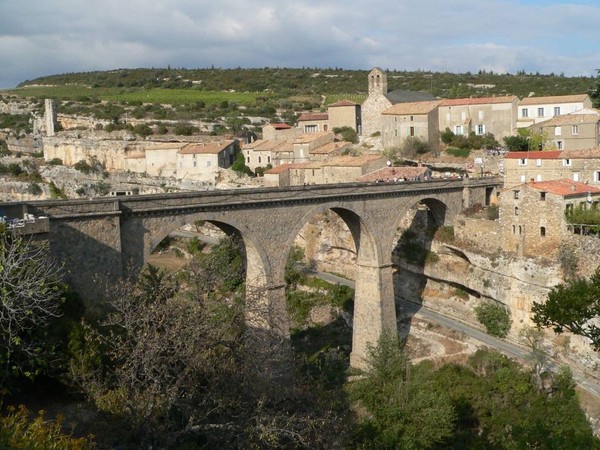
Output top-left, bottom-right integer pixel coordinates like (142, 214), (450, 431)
(385, 90), (437, 105)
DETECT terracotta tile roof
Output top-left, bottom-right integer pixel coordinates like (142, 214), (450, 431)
(244, 140), (293, 153)
(381, 100), (441, 115)
(321, 153), (384, 167)
(357, 166), (429, 182)
(535, 113), (600, 127)
(310, 141), (352, 155)
(439, 96), (518, 107)
(178, 140), (235, 155)
(519, 94), (590, 106)
(265, 163), (308, 175)
(294, 131), (332, 144)
(526, 179), (600, 197)
(266, 123), (292, 130)
(298, 113), (329, 122)
(560, 148), (600, 159)
(504, 151), (561, 159)
(328, 100), (359, 107)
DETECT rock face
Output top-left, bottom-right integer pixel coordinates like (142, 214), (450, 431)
(295, 209), (600, 375)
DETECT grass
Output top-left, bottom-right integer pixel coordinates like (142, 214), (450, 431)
(5, 85), (268, 106)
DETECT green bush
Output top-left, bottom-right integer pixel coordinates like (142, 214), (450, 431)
(27, 182), (42, 196)
(445, 147), (471, 158)
(474, 302), (512, 337)
(47, 157), (63, 166)
(333, 126), (358, 144)
(0, 405), (95, 449)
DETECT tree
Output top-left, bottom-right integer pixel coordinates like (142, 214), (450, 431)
(231, 151), (253, 176)
(503, 134), (529, 151)
(532, 267), (600, 351)
(0, 228), (64, 385)
(474, 301), (512, 337)
(589, 69), (600, 109)
(349, 333), (456, 449)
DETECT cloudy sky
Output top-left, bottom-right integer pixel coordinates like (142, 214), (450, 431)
(1, 0), (599, 89)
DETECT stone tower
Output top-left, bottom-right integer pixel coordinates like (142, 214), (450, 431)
(368, 67), (388, 96)
(44, 99), (56, 137)
(361, 68), (392, 138)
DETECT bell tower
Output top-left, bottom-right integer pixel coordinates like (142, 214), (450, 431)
(368, 67), (387, 96)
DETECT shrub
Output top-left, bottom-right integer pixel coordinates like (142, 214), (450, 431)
(47, 157), (63, 166)
(332, 126), (358, 144)
(49, 181), (67, 199)
(435, 226), (455, 243)
(486, 204), (499, 220)
(0, 405), (95, 449)
(446, 147), (471, 158)
(27, 182), (42, 196)
(73, 160), (93, 174)
(474, 302), (512, 337)
(440, 127), (454, 144)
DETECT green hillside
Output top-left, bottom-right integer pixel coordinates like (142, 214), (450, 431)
(6, 67), (599, 104)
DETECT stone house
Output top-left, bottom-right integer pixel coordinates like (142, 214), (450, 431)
(380, 101), (441, 150)
(438, 96), (519, 142)
(297, 113), (329, 133)
(264, 153), (387, 186)
(361, 67), (437, 137)
(309, 141), (352, 160)
(243, 132), (336, 171)
(516, 94), (592, 128)
(327, 100), (362, 133)
(262, 122), (302, 142)
(176, 140), (238, 180)
(528, 109), (600, 151)
(503, 148), (600, 188)
(242, 140), (286, 171)
(500, 179), (600, 258)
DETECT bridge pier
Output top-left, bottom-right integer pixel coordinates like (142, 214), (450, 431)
(350, 261), (397, 369)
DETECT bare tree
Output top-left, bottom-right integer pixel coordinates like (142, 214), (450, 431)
(0, 229), (63, 383)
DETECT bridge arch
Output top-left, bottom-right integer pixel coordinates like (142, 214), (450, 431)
(283, 202), (397, 368)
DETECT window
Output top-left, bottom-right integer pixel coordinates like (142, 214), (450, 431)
(520, 175), (526, 182)
(304, 124), (317, 133)
(476, 124), (485, 135)
(515, 206), (519, 216)
(519, 225), (523, 235)
(521, 108), (529, 118)
(394, 129), (398, 137)
(566, 204), (573, 214)
(258, 156), (262, 164)
(573, 173), (580, 182)
(536, 174), (542, 182)
(540, 226), (546, 237)
(536, 158), (542, 167)
(537, 107), (544, 117)
(563, 158), (571, 166)
(454, 125), (463, 135)
(247, 156), (250, 163)
(557, 141), (563, 150)
(193, 161), (197, 167)
(518, 158), (527, 166)
(554, 106), (561, 116)
(513, 190), (520, 199)
(540, 192), (546, 201)
(410, 126), (415, 137)
(267, 156), (271, 163)
(554, 126), (561, 136)
(595, 171), (600, 182)
(410, 115), (414, 122)
(572, 125), (579, 135)
(512, 225), (516, 234)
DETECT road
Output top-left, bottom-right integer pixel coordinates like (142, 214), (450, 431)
(308, 270), (600, 398)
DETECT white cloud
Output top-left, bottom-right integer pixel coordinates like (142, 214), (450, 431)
(0, 0), (599, 88)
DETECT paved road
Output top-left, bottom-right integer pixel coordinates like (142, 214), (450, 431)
(170, 229), (220, 245)
(308, 270), (600, 398)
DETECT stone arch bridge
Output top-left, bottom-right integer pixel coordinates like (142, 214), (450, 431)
(9, 177), (500, 367)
